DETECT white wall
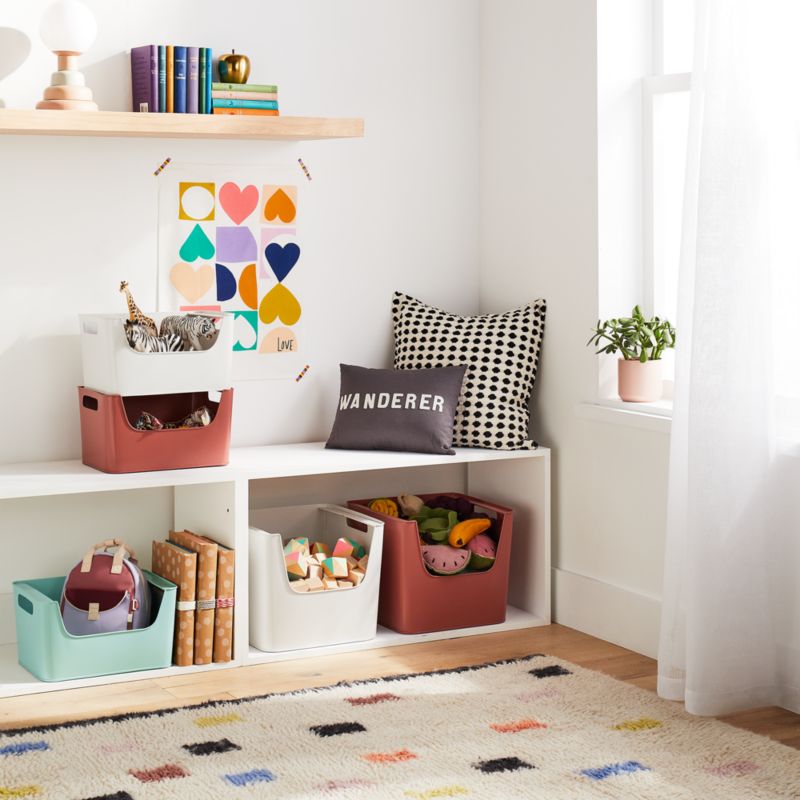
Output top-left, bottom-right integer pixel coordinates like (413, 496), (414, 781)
(480, 0), (669, 657)
(0, 0), (479, 463)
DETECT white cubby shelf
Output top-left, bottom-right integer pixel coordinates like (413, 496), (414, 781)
(0, 442), (550, 698)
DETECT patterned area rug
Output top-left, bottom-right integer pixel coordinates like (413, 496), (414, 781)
(1, 654), (798, 799)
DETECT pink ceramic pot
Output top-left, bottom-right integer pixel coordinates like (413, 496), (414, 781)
(617, 358), (663, 402)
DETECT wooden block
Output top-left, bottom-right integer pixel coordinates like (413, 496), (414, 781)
(337, 580), (354, 588)
(311, 541), (330, 557)
(283, 537), (310, 555)
(358, 555), (369, 571)
(347, 567), (365, 586)
(44, 84), (93, 101)
(323, 577), (338, 590)
(308, 576), (325, 592)
(284, 551), (308, 580)
(291, 579), (309, 593)
(321, 556), (349, 579)
(332, 537), (356, 558)
(308, 564), (322, 580)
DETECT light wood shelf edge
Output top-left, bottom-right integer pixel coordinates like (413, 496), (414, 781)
(0, 109), (364, 141)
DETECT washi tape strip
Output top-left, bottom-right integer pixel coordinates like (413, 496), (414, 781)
(153, 156), (172, 176)
(298, 158), (312, 181)
(295, 364), (310, 382)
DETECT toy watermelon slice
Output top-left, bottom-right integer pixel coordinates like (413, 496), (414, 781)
(466, 533), (496, 570)
(421, 544), (469, 575)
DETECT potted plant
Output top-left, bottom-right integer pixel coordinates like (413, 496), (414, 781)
(587, 306), (676, 402)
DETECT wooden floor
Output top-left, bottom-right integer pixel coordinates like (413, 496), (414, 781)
(1, 624), (798, 748)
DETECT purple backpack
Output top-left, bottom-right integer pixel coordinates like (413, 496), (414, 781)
(60, 539), (151, 636)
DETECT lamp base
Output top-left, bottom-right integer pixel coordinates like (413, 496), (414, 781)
(36, 99), (99, 110)
(37, 52), (98, 111)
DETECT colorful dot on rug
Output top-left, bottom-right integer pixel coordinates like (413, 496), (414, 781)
(222, 768), (276, 787)
(309, 722), (367, 737)
(580, 760), (650, 781)
(529, 665), (572, 679)
(612, 718), (663, 732)
(490, 719), (548, 733)
(362, 749), (418, 764)
(129, 763), (190, 783)
(473, 756), (535, 774)
(81, 793), (134, 800)
(182, 738), (242, 756)
(0, 742), (49, 757)
(194, 712), (243, 728)
(0, 787), (42, 798)
(346, 692), (401, 706)
(404, 786), (469, 799)
(706, 760), (760, 777)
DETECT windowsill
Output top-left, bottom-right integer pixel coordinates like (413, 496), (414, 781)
(575, 398), (672, 433)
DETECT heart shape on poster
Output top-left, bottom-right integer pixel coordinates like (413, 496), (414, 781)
(219, 182), (259, 225)
(265, 242), (300, 282)
(264, 188), (296, 223)
(170, 262), (215, 303)
(259, 283), (301, 326)
(259, 326), (298, 354)
(238, 263), (258, 310)
(215, 264), (237, 302)
(179, 224), (215, 262)
(233, 312), (258, 350)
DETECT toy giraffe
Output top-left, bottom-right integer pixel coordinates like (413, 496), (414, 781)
(119, 281), (158, 336)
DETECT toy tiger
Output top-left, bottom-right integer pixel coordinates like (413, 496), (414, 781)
(124, 320), (184, 353)
(159, 314), (221, 352)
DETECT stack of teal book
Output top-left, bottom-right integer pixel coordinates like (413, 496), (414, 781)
(130, 45), (214, 113)
(211, 83), (279, 116)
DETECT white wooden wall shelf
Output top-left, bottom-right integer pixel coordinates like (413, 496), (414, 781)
(0, 442), (550, 698)
(0, 109), (364, 141)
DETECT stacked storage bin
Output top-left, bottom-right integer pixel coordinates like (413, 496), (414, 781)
(78, 313), (234, 473)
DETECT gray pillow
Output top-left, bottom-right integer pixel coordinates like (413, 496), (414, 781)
(326, 364), (467, 455)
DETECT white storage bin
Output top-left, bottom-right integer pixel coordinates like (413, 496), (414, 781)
(249, 504), (384, 652)
(79, 313), (233, 397)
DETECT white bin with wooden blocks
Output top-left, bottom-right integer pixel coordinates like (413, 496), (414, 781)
(249, 504), (384, 652)
(79, 312), (233, 396)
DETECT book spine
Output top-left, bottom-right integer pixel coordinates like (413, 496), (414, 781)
(174, 45), (187, 113)
(158, 45), (166, 112)
(130, 45), (155, 112)
(166, 45), (174, 112)
(204, 48), (212, 113)
(212, 82), (278, 93)
(149, 45), (159, 113)
(198, 49), (207, 114)
(211, 90), (278, 101)
(212, 108), (280, 116)
(212, 98), (278, 109)
(187, 47), (199, 113)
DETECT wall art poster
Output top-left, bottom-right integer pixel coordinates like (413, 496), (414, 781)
(158, 163), (305, 378)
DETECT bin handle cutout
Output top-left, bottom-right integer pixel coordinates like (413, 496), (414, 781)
(346, 518), (368, 533)
(82, 394), (99, 411)
(17, 593), (34, 615)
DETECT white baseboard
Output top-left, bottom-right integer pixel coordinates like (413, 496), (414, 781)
(552, 568), (661, 658)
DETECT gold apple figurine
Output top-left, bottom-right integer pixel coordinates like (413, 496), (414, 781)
(218, 49), (250, 84)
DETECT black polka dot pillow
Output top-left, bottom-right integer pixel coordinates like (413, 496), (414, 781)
(392, 292), (546, 450)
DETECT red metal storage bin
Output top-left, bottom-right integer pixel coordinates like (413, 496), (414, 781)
(347, 493), (513, 634)
(79, 387), (233, 473)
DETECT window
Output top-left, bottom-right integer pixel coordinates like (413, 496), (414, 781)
(643, 1), (694, 384)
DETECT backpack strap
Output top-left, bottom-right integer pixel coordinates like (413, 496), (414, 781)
(80, 539), (138, 574)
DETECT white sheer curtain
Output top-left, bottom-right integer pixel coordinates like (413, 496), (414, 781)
(658, 0), (800, 716)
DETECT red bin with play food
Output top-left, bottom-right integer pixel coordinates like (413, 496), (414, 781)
(78, 387), (233, 473)
(347, 493), (513, 634)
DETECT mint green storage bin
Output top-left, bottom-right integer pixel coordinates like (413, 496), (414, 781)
(13, 570), (176, 682)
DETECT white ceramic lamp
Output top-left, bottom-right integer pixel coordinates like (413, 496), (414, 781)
(36, 0), (98, 110)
